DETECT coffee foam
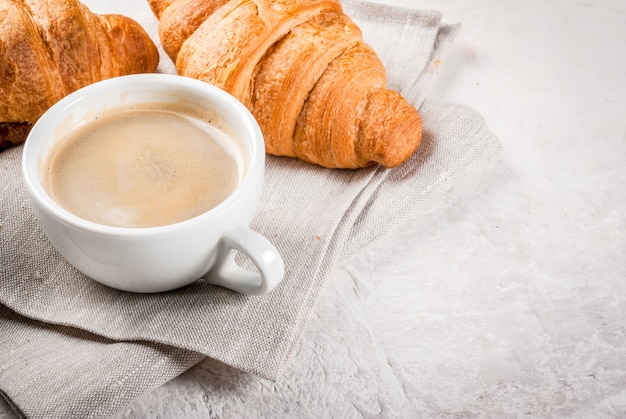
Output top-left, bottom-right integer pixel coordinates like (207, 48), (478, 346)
(42, 103), (243, 228)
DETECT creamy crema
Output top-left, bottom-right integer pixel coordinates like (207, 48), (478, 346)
(41, 102), (243, 228)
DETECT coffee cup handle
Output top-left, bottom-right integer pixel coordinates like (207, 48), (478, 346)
(205, 226), (284, 295)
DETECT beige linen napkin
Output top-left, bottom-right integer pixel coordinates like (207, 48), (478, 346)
(0, 1), (501, 417)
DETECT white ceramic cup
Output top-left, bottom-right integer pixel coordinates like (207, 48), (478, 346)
(22, 74), (284, 295)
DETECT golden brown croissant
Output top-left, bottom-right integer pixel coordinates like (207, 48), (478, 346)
(149, 0), (422, 168)
(0, 0), (159, 150)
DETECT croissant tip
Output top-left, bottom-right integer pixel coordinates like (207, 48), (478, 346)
(0, 122), (33, 150)
(358, 89), (422, 168)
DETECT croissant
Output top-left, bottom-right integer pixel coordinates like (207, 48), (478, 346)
(0, 0), (159, 150)
(149, 0), (422, 168)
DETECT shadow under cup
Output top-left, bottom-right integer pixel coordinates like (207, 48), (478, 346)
(22, 74), (284, 295)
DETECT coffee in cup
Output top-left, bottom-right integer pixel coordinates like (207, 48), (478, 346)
(41, 102), (242, 228)
(22, 74), (284, 295)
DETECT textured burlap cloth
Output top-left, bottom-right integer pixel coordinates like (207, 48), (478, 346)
(0, 1), (501, 417)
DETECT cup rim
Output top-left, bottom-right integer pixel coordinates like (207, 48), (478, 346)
(22, 73), (265, 237)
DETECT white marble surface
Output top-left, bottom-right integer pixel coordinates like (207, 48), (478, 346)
(3, 0), (626, 417)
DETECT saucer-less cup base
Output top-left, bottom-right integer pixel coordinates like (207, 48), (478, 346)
(22, 74), (284, 295)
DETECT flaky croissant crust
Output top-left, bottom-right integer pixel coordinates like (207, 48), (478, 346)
(150, 0), (422, 169)
(0, 0), (159, 150)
